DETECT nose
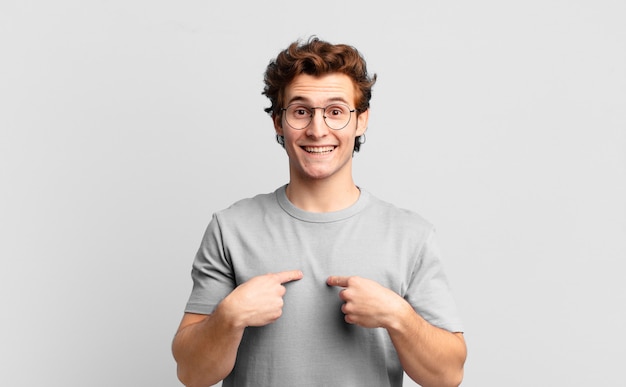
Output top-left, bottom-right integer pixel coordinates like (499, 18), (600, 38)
(306, 108), (329, 138)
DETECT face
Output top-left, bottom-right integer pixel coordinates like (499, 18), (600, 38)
(274, 73), (369, 184)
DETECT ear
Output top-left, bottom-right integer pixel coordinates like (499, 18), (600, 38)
(273, 113), (284, 136)
(356, 108), (369, 136)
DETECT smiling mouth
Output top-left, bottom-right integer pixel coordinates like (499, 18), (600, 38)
(302, 146), (336, 154)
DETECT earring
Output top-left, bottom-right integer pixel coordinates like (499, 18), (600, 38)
(358, 133), (366, 144)
(276, 134), (285, 147)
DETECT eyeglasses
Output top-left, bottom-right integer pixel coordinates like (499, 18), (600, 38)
(281, 103), (356, 130)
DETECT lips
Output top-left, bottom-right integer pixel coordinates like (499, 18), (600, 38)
(302, 146), (336, 154)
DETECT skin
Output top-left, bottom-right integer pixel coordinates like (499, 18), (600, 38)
(172, 73), (466, 387)
(327, 276), (466, 387)
(173, 270), (304, 387)
(273, 73), (368, 212)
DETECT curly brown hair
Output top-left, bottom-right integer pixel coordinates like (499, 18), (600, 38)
(263, 37), (377, 152)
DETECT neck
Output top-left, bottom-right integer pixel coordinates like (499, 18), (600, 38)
(285, 178), (360, 213)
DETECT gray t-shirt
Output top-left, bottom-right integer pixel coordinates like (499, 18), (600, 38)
(186, 185), (463, 387)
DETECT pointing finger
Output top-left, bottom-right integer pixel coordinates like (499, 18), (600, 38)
(274, 270), (304, 284)
(326, 276), (349, 287)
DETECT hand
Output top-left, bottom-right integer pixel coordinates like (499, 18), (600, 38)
(327, 275), (408, 329)
(222, 270), (303, 328)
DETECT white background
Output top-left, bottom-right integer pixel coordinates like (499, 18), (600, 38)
(1, 1), (625, 386)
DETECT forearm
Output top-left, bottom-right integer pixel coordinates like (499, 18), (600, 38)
(172, 309), (245, 387)
(173, 271), (303, 386)
(386, 302), (466, 387)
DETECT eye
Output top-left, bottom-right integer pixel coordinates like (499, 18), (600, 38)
(326, 105), (347, 117)
(290, 106), (311, 118)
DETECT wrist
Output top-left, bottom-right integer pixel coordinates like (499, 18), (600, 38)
(214, 296), (247, 330)
(384, 298), (418, 333)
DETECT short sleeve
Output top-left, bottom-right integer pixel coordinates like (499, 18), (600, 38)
(184, 213), (236, 314)
(405, 230), (464, 333)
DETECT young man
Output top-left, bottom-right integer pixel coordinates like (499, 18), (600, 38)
(172, 37), (467, 387)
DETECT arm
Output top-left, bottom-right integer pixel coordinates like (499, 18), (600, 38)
(173, 270), (303, 387)
(327, 276), (466, 387)
(172, 311), (243, 387)
(386, 301), (466, 387)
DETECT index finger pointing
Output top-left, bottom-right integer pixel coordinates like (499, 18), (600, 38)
(274, 270), (304, 284)
(326, 276), (349, 287)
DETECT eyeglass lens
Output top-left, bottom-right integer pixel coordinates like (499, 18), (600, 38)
(284, 104), (353, 130)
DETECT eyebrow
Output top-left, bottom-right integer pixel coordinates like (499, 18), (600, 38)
(286, 96), (350, 106)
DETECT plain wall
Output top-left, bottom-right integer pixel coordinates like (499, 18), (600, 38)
(1, 1), (625, 386)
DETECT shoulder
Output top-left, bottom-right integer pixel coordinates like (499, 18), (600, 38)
(364, 191), (434, 230)
(358, 190), (436, 248)
(213, 187), (282, 223)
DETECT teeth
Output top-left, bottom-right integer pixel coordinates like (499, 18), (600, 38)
(304, 146), (334, 153)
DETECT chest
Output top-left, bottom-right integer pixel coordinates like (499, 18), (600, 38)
(223, 218), (419, 296)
